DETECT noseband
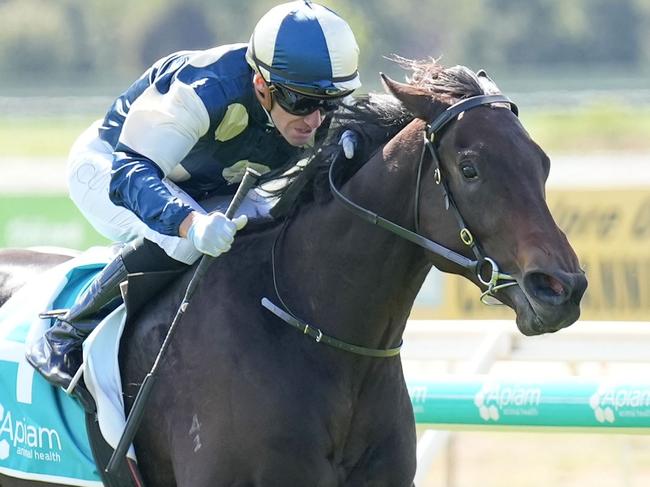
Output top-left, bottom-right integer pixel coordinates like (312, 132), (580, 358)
(330, 94), (519, 304)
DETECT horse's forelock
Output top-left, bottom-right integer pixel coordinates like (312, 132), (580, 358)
(391, 56), (500, 103)
(409, 63), (489, 102)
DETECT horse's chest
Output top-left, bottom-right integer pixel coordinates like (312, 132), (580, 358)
(164, 334), (416, 485)
(225, 394), (415, 486)
(263, 379), (416, 483)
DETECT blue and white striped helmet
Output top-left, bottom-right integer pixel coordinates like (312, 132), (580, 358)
(246, 1), (361, 98)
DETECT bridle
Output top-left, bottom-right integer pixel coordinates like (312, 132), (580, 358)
(262, 93), (522, 359)
(330, 94), (520, 304)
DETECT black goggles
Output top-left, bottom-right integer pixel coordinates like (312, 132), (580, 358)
(271, 84), (344, 116)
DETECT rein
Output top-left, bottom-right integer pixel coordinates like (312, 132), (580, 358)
(263, 94), (520, 358)
(331, 94), (519, 303)
(261, 298), (401, 357)
(263, 194), (403, 358)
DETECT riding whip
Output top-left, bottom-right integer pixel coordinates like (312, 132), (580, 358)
(106, 167), (261, 479)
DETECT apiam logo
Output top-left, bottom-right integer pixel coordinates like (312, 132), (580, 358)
(473, 382), (542, 422)
(589, 384), (650, 424)
(0, 403), (8, 461)
(0, 402), (63, 463)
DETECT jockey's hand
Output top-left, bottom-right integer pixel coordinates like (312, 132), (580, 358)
(338, 129), (358, 159)
(187, 212), (247, 257)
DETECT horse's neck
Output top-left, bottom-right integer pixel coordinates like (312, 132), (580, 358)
(277, 124), (430, 349)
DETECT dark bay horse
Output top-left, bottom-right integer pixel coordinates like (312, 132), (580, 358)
(0, 61), (586, 486)
(0, 248), (76, 307)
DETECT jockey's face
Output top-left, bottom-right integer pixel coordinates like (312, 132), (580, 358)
(270, 102), (324, 147)
(254, 74), (325, 147)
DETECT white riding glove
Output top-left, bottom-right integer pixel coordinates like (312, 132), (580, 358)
(339, 130), (358, 159)
(187, 212), (248, 257)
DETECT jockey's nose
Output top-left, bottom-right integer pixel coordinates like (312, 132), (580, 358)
(303, 110), (323, 130)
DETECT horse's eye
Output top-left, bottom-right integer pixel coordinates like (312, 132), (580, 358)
(460, 163), (478, 180)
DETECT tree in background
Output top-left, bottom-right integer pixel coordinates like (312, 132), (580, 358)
(0, 0), (648, 94)
(463, 0), (642, 68)
(0, 0), (78, 78)
(137, 3), (214, 67)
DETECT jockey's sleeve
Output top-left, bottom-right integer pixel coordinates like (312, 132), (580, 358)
(109, 80), (212, 236)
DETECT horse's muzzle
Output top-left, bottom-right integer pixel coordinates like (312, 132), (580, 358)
(512, 269), (588, 335)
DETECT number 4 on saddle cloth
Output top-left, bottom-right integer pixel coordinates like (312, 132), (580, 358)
(0, 247), (142, 486)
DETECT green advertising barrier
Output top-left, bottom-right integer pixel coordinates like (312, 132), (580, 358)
(0, 195), (108, 250)
(408, 376), (650, 432)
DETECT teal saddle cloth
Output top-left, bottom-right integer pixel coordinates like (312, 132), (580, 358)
(0, 252), (108, 486)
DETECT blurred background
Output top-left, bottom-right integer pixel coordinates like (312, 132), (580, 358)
(0, 0), (649, 485)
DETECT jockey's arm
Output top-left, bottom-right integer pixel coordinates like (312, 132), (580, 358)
(109, 81), (213, 238)
(110, 148), (195, 237)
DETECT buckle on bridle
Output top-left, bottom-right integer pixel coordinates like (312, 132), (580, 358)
(460, 228), (474, 246)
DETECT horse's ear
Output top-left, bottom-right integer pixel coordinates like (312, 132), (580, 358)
(380, 73), (436, 120)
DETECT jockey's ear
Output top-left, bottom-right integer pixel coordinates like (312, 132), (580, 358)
(253, 73), (273, 111)
(380, 73), (439, 122)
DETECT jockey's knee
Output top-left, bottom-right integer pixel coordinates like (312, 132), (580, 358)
(121, 237), (192, 273)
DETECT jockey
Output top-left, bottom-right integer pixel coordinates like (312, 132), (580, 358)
(26, 0), (361, 408)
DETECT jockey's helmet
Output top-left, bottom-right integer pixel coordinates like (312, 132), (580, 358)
(246, 1), (361, 100)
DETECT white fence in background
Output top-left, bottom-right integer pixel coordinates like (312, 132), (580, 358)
(401, 320), (650, 486)
(2, 88), (650, 117)
(402, 320), (650, 365)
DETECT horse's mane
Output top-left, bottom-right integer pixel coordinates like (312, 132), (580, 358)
(267, 58), (498, 218)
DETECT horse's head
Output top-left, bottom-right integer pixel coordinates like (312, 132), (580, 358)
(381, 64), (587, 335)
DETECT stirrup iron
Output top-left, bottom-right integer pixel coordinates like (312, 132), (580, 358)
(39, 308), (68, 319)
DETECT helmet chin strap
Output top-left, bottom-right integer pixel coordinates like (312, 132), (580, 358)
(261, 105), (276, 127)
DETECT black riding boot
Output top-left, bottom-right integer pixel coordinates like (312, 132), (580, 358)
(25, 238), (189, 411)
(25, 253), (127, 410)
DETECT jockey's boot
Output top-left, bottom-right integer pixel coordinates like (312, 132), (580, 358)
(25, 253), (128, 411)
(26, 238), (189, 412)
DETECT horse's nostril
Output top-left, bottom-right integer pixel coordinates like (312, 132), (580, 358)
(571, 273), (588, 304)
(524, 272), (568, 305)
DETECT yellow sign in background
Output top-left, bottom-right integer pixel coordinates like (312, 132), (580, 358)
(415, 189), (650, 321)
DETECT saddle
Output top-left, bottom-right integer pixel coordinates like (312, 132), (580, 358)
(0, 248), (147, 486)
(0, 189), (282, 486)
